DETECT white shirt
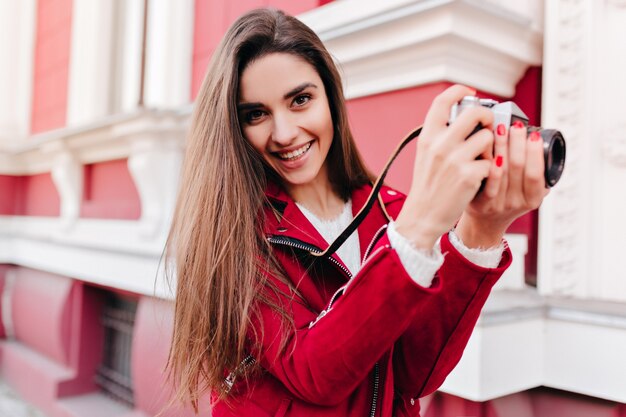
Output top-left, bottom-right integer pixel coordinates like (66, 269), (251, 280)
(297, 199), (506, 288)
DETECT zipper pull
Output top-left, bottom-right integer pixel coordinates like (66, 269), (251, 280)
(308, 309), (328, 329)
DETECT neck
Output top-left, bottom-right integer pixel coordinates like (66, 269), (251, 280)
(286, 167), (345, 220)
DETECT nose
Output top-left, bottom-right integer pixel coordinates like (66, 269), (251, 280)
(271, 112), (299, 146)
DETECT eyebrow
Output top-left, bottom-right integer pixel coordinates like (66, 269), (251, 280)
(237, 82), (318, 112)
(283, 82), (317, 100)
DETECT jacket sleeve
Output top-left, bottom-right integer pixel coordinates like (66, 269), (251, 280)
(250, 242), (445, 406)
(391, 231), (512, 400)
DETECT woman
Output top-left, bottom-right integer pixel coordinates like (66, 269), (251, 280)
(165, 8), (548, 417)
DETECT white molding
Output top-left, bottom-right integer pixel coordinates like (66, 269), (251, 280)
(144, 0), (194, 108)
(493, 234), (528, 291)
(299, 0), (543, 98)
(539, 0), (626, 302)
(0, 268), (17, 339)
(50, 149), (83, 227)
(67, 1), (116, 126)
(0, 109), (187, 262)
(0, 216), (171, 299)
(127, 135), (184, 238)
(116, 0), (145, 113)
(0, 0), (36, 138)
(441, 290), (626, 403)
(0, 108), (189, 175)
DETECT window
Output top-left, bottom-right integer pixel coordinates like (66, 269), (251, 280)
(95, 294), (137, 406)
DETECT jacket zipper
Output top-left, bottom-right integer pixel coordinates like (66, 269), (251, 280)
(224, 354), (256, 392)
(268, 235), (384, 416)
(362, 224), (388, 263)
(267, 236), (353, 330)
(370, 362), (380, 417)
(267, 236), (353, 280)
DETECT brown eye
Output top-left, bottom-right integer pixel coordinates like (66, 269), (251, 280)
(293, 94), (311, 107)
(245, 110), (265, 123)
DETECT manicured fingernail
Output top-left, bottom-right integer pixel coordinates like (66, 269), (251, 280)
(530, 131), (541, 142)
(496, 124), (506, 136)
(513, 121), (524, 129)
(496, 155), (503, 167)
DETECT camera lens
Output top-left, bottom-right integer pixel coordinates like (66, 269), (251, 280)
(538, 128), (566, 187)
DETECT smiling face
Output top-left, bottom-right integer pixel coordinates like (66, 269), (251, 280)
(238, 53), (335, 196)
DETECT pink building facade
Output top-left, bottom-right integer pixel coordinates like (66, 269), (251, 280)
(1, 1), (625, 416)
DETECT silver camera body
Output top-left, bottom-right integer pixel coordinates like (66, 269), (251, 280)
(449, 96), (529, 129)
(449, 96), (566, 188)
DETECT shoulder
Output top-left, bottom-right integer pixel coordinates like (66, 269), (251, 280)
(352, 183), (406, 218)
(378, 184), (405, 204)
(379, 184), (406, 219)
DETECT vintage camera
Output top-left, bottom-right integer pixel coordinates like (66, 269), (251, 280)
(449, 96), (566, 187)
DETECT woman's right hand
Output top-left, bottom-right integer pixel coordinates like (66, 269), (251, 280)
(394, 85), (496, 250)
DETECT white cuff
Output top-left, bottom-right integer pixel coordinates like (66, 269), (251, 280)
(448, 229), (505, 269)
(387, 221), (444, 288)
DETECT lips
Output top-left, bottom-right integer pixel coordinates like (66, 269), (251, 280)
(274, 141), (313, 160)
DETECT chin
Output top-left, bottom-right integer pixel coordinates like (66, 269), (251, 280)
(279, 170), (319, 189)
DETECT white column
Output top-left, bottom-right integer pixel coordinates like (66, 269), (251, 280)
(67, 1), (115, 126)
(143, 0), (194, 108)
(116, 0), (145, 113)
(540, 0), (626, 301)
(0, 0), (36, 139)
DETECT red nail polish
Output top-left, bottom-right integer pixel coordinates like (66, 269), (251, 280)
(513, 121), (524, 129)
(530, 131), (541, 142)
(496, 155), (503, 167)
(496, 124), (506, 136)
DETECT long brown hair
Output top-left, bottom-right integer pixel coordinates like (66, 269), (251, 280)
(165, 8), (372, 411)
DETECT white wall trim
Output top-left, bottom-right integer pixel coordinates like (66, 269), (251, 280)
(0, 216), (171, 299)
(0, 213), (526, 302)
(144, 0), (194, 108)
(299, 0), (543, 98)
(0, 108), (189, 175)
(116, 0), (145, 113)
(441, 290), (626, 403)
(67, 1), (116, 126)
(0, 0), (36, 139)
(0, 108), (188, 248)
(539, 0), (626, 302)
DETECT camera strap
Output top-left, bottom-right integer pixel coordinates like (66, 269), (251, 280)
(310, 125), (423, 258)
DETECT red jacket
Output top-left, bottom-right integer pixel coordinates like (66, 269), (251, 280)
(212, 183), (512, 417)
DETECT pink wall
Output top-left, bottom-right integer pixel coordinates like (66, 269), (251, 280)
(11, 268), (76, 365)
(31, 0), (73, 134)
(131, 297), (201, 417)
(423, 390), (626, 417)
(0, 175), (18, 215)
(2, 268), (104, 411)
(14, 173), (61, 216)
(508, 67), (542, 282)
(0, 265), (8, 338)
(191, 0), (327, 99)
(0, 173), (61, 216)
(0, 161), (140, 219)
(347, 82), (453, 194)
(81, 159), (141, 220)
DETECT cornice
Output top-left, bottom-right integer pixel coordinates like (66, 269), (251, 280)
(0, 107), (190, 175)
(300, 0), (543, 98)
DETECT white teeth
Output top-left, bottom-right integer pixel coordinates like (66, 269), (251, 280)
(277, 142), (312, 160)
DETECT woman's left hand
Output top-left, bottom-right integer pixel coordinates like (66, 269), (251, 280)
(455, 121), (550, 248)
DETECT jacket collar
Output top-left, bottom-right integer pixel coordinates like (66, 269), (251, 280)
(263, 181), (403, 263)
(263, 181), (335, 252)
